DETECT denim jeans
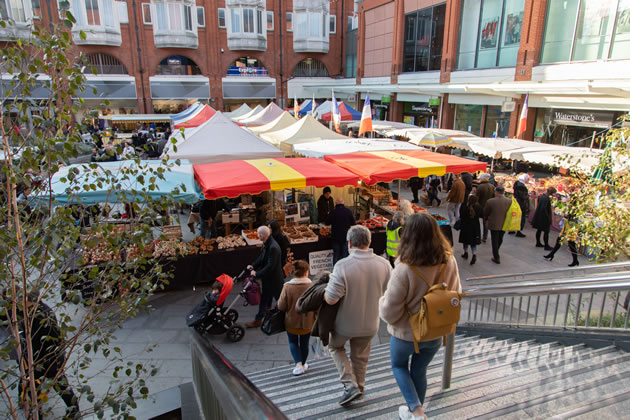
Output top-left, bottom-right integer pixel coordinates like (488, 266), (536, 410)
(463, 244), (477, 253)
(287, 332), (310, 365)
(390, 336), (441, 412)
(332, 240), (349, 266)
(200, 218), (211, 239)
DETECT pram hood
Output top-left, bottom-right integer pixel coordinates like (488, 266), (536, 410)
(215, 274), (233, 306)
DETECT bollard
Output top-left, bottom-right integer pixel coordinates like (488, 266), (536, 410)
(442, 333), (455, 389)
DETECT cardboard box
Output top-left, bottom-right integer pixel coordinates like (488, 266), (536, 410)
(222, 212), (240, 224)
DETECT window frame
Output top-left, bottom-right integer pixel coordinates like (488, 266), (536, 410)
(266, 10), (273, 31)
(31, 0), (41, 19)
(293, 11), (328, 41)
(286, 11), (292, 32)
(141, 2), (151, 24)
(228, 6), (266, 35)
(329, 14), (336, 34)
(116, 0), (128, 24)
(218, 7), (225, 28)
(196, 5), (204, 28)
(152, 0), (196, 33)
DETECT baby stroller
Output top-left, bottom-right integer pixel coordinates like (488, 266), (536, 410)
(186, 270), (259, 342)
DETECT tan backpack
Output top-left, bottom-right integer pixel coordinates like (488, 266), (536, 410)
(407, 264), (463, 352)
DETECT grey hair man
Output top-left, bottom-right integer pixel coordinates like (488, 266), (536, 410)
(324, 225), (391, 406)
(245, 225), (283, 328)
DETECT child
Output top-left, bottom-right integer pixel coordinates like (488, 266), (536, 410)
(207, 281), (223, 306)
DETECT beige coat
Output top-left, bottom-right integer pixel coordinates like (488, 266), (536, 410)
(447, 179), (466, 203)
(379, 256), (461, 342)
(278, 277), (316, 332)
(484, 195), (512, 231)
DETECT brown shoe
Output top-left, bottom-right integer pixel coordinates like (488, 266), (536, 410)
(245, 320), (262, 328)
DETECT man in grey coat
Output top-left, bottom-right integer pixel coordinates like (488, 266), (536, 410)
(324, 225), (391, 406)
(484, 186), (512, 264)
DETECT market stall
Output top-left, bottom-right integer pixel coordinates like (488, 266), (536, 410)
(173, 104), (216, 129)
(260, 114), (348, 153)
(170, 102), (203, 126)
(319, 102), (362, 121)
(232, 105), (263, 122)
(293, 138), (424, 158)
(385, 128), (477, 148)
(247, 111), (296, 135)
(163, 112), (284, 164)
(100, 114), (172, 137)
(223, 103), (252, 119)
(237, 102), (284, 127)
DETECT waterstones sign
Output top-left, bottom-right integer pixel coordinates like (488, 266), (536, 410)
(551, 109), (614, 128)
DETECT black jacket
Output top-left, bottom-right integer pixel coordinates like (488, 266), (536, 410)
(317, 195), (335, 224)
(458, 203), (483, 246)
(513, 181), (530, 215)
(326, 204), (356, 243)
(200, 199), (225, 221)
(252, 236), (284, 293)
(296, 274), (339, 346)
(272, 232), (290, 266)
(532, 193), (553, 230)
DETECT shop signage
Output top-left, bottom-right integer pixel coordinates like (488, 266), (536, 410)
(480, 17), (499, 49)
(309, 250), (333, 275)
(404, 102), (435, 114)
(501, 101), (516, 113)
(227, 66), (269, 77)
(382, 96), (391, 104)
(551, 109), (614, 128)
(429, 98), (440, 106)
(411, 105), (433, 113)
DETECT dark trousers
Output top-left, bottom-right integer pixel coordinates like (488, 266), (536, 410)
(520, 213), (526, 231)
(490, 230), (505, 261)
(548, 237), (579, 264)
(411, 186), (420, 202)
(536, 227), (550, 246)
(427, 190), (441, 206)
(332, 240), (349, 265)
(255, 285), (281, 321)
(482, 219), (489, 240)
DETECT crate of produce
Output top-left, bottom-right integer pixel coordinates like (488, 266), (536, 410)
(162, 225), (182, 241)
(242, 229), (263, 246)
(431, 214), (449, 226)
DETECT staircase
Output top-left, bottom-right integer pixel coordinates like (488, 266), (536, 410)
(248, 335), (630, 419)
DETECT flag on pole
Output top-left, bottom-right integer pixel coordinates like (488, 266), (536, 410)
(332, 91), (341, 133)
(359, 94), (373, 137)
(294, 95), (300, 119)
(312, 94), (317, 117)
(517, 94), (528, 138)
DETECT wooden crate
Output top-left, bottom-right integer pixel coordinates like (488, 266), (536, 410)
(162, 225), (182, 241)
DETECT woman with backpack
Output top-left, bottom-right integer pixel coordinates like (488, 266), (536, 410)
(379, 213), (461, 420)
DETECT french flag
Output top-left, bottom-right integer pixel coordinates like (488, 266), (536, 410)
(359, 94), (373, 137)
(517, 94), (528, 138)
(332, 91), (341, 133)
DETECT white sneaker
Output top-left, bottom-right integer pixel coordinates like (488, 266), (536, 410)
(303, 362), (308, 372)
(398, 405), (427, 420)
(292, 363), (304, 376)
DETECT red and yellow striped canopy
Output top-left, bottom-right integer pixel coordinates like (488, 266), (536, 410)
(324, 150), (487, 185)
(195, 158), (360, 199)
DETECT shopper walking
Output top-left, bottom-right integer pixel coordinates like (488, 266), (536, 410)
(446, 174), (465, 226)
(459, 195), (483, 265)
(484, 186), (512, 264)
(511, 174), (530, 237)
(379, 213), (461, 420)
(277, 260), (316, 376)
(326, 198), (356, 265)
(409, 177), (423, 204)
(476, 173), (495, 242)
(426, 175), (441, 207)
(532, 187), (557, 250)
(246, 226), (284, 328)
(544, 197), (579, 267)
(324, 225), (391, 406)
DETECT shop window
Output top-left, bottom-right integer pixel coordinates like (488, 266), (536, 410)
(153, 0), (195, 33)
(286, 12), (292, 31)
(0, 0), (28, 21)
(227, 57), (268, 76)
(196, 6), (204, 28)
(266, 10), (273, 30)
(403, 4), (446, 73)
(157, 55), (201, 76)
(456, 0), (524, 69)
(484, 106), (510, 138)
(541, 0), (630, 63)
(142, 2), (151, 24)
(292, 58), (329, 77)
(218, 7), (225, 28)
(229, 7), (265, 34)
(330, 15), (336, 34)
(87, 53), (127, 74)
(454, 104), (483, 136)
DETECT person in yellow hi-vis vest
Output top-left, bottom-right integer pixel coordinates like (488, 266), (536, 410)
(386, 212), (405, 268)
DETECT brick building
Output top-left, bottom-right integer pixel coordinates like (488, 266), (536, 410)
(304, 0), (630, 147)
(0, 0), (357, 114)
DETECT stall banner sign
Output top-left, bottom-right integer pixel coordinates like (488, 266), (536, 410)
(309, 250), (333, 275)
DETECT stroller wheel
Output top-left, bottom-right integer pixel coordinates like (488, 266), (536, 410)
(227, 309), (239, 323)
(227, 324), (245, 342)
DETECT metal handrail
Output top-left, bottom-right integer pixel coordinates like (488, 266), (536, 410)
(465, 273), (630, 293)
(190, 330), (288, 420)
(466, 262), (630, 285)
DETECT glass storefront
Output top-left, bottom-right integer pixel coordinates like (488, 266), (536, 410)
(454, 104), (483, 135)
(533, 108), (617, 148)
(483, 106), (511, 137)
(402, 3), (446, 72)
(456, 0), (525, 69)
(540, 0), (630, 63)
(402, 102), (439, 128)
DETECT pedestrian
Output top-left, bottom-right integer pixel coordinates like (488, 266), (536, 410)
(409, 177), (423, 204)
(245, 226), (284, 328)
(317, 186), (335, 224)
(326, 198), (356, 265)
(484, 186), (512, 264)
(544, 197), (579, 267)
(119, 141), (135, 160)
(386, 211), (405, 268)
(476, 173), (495, 242)
(277, 260), (316, 376)
(459, 195), (483, 265)
(187, 199), (202, 234)
(532, 187), (557, 250)
(510, 174), (530, 238)
(426, 175), (441, 207)
(446, 173), (465, 226)
(379, 213), (461, 420)
(324, 225), (391, 405)
(296, 271), (340, 347)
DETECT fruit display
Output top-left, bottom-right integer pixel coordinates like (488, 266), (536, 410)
(318, 226), (331, 237)
(282, 225), (318, 244)
(216, 234), (247, 250)
(357, 216), (389, 229)
(153, 240), (188, 258)
(412, 204), (427, 213)
(187, 237), (216, 254)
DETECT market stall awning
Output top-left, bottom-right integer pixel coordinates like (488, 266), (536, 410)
(386, 128), (477, 147)
(224, 103), (252, 119)
(233, 105), (264, 122)
(261, 114), (348, 153)
(173, 105), (216, 129)
(450, 137), (557, 158)
(248, 111), (297, 135)
(347, 120), (417, 134)
(324, 150), (487, 185)
(149, 76), (211, 99)
(170, 102), (202, 124)
(102, 114), (173, 123)
(293, 139), (424, 158)
(37, 160), (199, 205)
(320, 102), (362, 121)
(237, 102), (285, 127)
(195, 157), (360, 199)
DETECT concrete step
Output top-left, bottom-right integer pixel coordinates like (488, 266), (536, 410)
(248, 334), (630, 420)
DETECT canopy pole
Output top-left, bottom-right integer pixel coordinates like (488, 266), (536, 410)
(398, 179), (401, 202)
(590, 130), (596, 150)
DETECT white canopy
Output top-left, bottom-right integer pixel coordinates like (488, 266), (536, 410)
(163, 112), (283, 165)
(500, 146), (629, 173)
(348, 120), (417, 133)
(293, 138), (424, 158)
(386, 128), (477, 147)
(232, 105), (263, 122)
(223, 103), (252, 119)
(248, 111), (297, 135)
(450, 137), (555, 158)
(260, 114), (348, 153)
(238, 102), (285, 126)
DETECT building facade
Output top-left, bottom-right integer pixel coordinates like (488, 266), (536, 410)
(0, 0), (356, 114)
(304, 0), (630, 146)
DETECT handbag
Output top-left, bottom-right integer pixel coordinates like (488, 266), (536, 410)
(243, 277), (261, 306)
(260, 308), (285, 335)
(453, 219), (462, 231)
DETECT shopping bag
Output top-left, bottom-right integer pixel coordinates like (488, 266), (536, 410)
(260, 308), (285, 335)
(310, 337), (329, 360)
(502, 198), (522, 232)
(243, 277), (261, 306)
